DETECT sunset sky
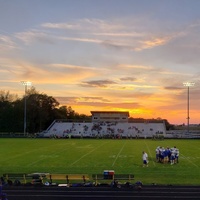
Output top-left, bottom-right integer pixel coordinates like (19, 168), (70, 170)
(1, 0), (200, 125)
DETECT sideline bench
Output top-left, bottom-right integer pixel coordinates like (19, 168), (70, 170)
(3, 173), (28, 185)
(92, 174), (134, 185)
(45, 174), (90, 184)
(2, 173), (90, 185)
(2, 173), (49, 185)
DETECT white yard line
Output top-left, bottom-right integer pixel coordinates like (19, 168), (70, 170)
(144, 141), (156, 166)
(180, 153), (199, 168)
(70, 142), (109, 166)
(112, 142), (126, 167)
(27, 145), (72, 167)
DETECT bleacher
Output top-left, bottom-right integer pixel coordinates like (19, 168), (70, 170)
(43, 121), (166, 138)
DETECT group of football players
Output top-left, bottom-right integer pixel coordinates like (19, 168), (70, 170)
(156, 146), (179, 165)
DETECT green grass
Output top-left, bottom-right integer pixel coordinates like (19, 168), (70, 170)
(0, 138), (200, 185)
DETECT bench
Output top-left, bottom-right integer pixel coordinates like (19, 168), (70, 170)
(3, 173), (27, 185)
(114, 174), (134, 180)
(45, 174), (90, 184)
(27, 173), (49, 185)
(3, 173), (49, 185)
(92, 174), (134, 185)
(3, 173), (90, 185)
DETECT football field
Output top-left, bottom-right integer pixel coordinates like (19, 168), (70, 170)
(0, 138), (200, 185)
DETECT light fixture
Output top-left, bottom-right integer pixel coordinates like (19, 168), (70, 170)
(21, 81), (32, 135)
(183, 82), (195, 134)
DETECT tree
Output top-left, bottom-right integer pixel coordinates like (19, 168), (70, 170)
(0, 88), (62, 133)
(25, 87), (60, 133)
(0, 90), (20, 132)
(0, 90), (18, 102)
(163, 119), (175, 130)
(0, 88), (174, 134)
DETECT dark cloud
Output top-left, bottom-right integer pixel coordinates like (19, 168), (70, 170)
(56, 96), (141, 108)
(164, 86), (183, 90)
(56, 96), (111, 103)
(80, 79), (117, 88)
(120, 77), (137, 82)
(76, 101), (141, 108)
(80, 97), (110, 102)
(101, 40), (136, 51)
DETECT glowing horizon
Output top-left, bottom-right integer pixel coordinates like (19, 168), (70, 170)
(1, 0), (200, 125)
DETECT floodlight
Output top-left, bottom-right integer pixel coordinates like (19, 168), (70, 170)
(21, 81), (32, 135)
(183, 82), (195, 87)
(21, 81), (32, 86)
(183, 82), (195, 134)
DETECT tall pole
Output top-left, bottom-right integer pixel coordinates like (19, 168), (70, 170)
(183, 82), (195, 134)
(24, 84), (27, 136)
(187, 86), (189, 133)
(21, 81), (32, 136)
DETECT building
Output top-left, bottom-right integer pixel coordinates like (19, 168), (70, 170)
(91, 111), (129, 123)
(43, 111), (167, 138)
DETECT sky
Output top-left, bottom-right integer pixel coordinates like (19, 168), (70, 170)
(1, 0), (200, 125)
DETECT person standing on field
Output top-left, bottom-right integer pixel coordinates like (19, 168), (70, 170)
(142, 151), (148, 167)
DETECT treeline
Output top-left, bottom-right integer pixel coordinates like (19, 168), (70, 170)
(0, 88), (173, 134)
(0, 88), (91, 133)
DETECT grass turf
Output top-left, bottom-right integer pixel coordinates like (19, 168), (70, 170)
(0, 138), (200, 185)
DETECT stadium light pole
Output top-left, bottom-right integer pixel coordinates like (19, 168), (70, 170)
(183, 82), (195, 134)
(21, 81), (32, 136)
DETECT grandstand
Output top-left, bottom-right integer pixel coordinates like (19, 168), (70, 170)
(165, 130), (200, 138)
(42, 111), (166, 138)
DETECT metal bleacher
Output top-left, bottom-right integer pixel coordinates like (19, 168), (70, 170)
(43, 121), (166, 138)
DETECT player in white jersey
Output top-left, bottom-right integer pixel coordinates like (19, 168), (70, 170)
(142, 151), (148, 167)
(155, 146), (160, 162)
(170, 147), (176, 165)
(175, 147), (179, 163)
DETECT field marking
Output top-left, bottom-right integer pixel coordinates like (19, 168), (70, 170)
(180, 153), (199, 168)
(109, 155), (134, 158)
(111, 142), (126, 167)
(69, 141), (109, 166)
(1, 141), (72, 163)
(26, 142), (75, 167)
(77, 145), (93, 149)
(144, 141), (156, 166)
(180, 156), (200, 159)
